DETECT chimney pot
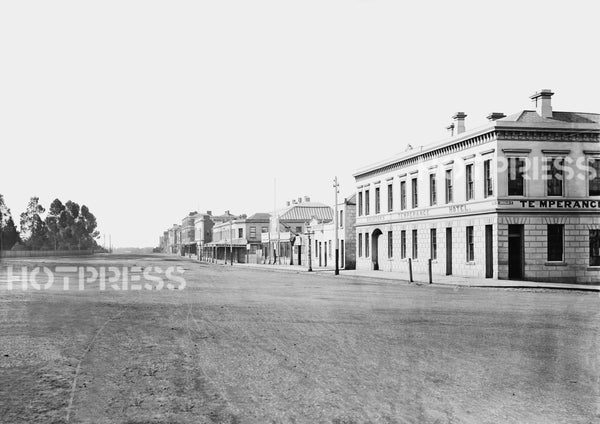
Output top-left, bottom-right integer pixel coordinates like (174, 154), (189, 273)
(206, 210), (212, 216)
(286, 201), (291, 206)
(298, 197), (302, 203)
(452, 112), (467, 134)
(446, 123), (455, 136)
(304, 196), (310, 202)
(530, 89), (554, 119)
(487, 112), (506, 121)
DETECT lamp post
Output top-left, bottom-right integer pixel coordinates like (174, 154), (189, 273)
(333, 176), (340, 275)
(229, 217), (233, 266)
(306, 222), (313, 272)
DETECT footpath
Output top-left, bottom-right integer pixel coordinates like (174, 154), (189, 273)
(185, 256), (600, 292)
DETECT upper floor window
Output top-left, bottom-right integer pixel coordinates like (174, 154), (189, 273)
(249, 226), (256, 239)
(484, 159), (493, 197)
(358, 191), (363, 216)
(429, 174), (437, 206)
(546, 157), (564, 197)
(375, 187), (381, 214)
(387, 183), (393, 212)
(445, 169), (453, 203)
(339, 210), (343, 228)
(589, 158), (600, 196)
(238, 228), (244, 238)
(411, 178), (418, 208)
(465, 163), (474, 201)
(400, 181), (407, 210)
(508, 157), (525, 196)
(365, 190), (370, 215)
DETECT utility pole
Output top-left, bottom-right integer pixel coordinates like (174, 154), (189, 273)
(333, 176), (340, 275)
(306, 222), (313, 272)
(230, 216), (233, 266)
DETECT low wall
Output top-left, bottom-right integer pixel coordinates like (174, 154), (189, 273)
(0, 250), (95, 258)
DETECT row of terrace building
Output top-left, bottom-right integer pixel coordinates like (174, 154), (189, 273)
(159, 89), (599, 284)
(159, 196), (358, 270)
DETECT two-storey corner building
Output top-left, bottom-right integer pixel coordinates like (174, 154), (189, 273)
(354, 89), (600, 284)
(310, 194), (357, 270)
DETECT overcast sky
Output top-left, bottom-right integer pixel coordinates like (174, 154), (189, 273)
(1, 1), (599, 247)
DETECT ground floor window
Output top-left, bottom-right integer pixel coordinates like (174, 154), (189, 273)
(365, 233), (370, 257)
(590, 230), (600, 266)
(430, 228), (437, 260)
(358, 234), (362, 257)
(466, 226), (474, 262)
(547, 224), (564, 262)
(388, 231), (393, 258)
(401, 230), (406, 259)
(412, 229), (418, 259)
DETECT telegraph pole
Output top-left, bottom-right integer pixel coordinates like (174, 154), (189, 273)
(229, 216), (233, 266)
(333, 176), (340, 275)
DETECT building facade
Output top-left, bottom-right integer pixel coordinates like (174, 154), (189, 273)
(262, 197), (333, 266)
(354, 90), (600, 284)
(310, 194), (357, 270)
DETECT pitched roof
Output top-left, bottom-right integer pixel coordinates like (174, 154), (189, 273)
(500, 110), (600, 124)
(278, 203), (333, 221)
(247, 212), (271, 221)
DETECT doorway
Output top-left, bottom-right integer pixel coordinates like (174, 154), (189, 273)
(372, 229), (383, 270)
(508, 224), (524, 280)
(485, 225), (493, 278)
(445, 227), (452, 275)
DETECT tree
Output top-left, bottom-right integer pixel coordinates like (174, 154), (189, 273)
(0, 195), (21, 250)
(20, 197), (47, 250)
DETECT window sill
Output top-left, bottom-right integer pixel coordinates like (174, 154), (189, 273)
(465, 261), (476, 265)
(587, 267), (600, 271)
(545, 261), (567, 267)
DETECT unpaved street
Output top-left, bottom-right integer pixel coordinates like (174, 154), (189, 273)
(0, 255), (599, 423)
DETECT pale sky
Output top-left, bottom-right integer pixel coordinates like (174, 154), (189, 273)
(1, 1), (599, 247)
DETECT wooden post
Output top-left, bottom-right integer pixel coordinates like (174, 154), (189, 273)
(428, 258), (432, 284)
(408, 258), (413, 283)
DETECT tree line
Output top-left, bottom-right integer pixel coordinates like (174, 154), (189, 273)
(0, 195), (100, 251)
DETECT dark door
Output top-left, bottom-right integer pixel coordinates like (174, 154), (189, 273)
(297, 245), (301, 266)
(508, 224), (524, 280)
(324, 242), (327, 267)
(485, 225), (493, 278)
(446, 227), (452, 275)
(340, 240), (345, 268)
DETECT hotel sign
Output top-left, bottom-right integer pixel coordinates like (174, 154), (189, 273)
(516, 199), (600, 209)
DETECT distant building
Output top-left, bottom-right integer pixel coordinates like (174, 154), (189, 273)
(310, 194), (357, 269)
(263, 197), (333, 265)
(353, 89), (600, 284)
(206, 212), (269, 263)
(181, 212), (198, 256)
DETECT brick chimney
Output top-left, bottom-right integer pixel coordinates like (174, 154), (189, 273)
(530, 89), (554, 119)
(452, 112), (467, 134)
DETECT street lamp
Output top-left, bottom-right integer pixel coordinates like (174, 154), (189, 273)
(333, 176), (340, 275)
(306, 221), (313, 272)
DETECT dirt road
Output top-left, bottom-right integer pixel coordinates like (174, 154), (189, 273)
(0, 255), (598, 423)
